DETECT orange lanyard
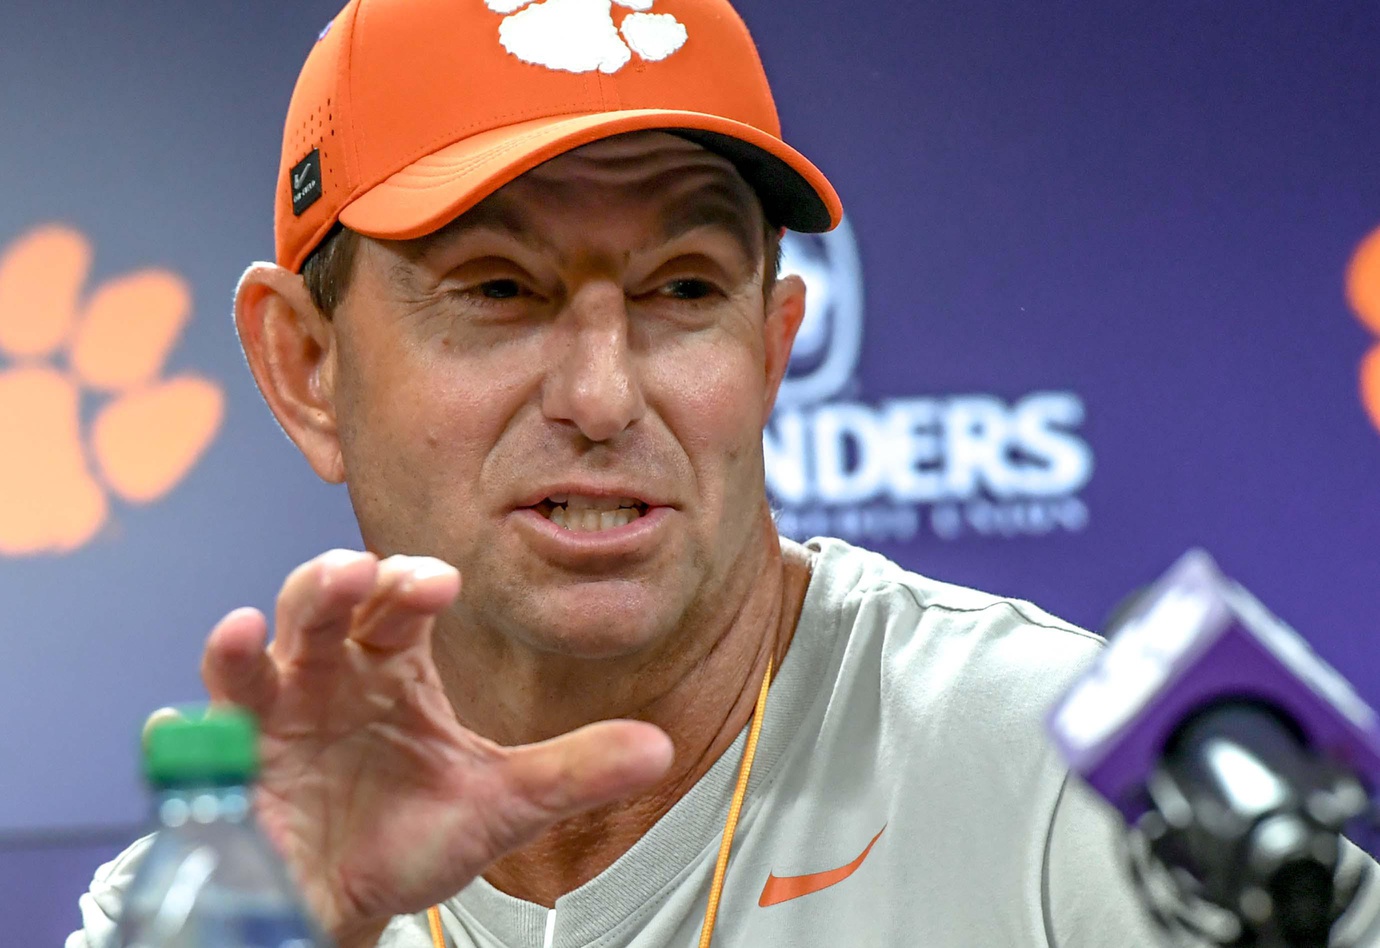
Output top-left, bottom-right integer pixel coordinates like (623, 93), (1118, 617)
(427, 658), (773, 948)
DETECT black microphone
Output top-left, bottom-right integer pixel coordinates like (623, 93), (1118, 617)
(1048, 551), (1380, 947)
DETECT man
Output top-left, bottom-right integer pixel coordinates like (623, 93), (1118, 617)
(64, 1), (1372, 946)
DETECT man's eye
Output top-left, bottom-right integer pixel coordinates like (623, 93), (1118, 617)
(661, 279), (715, 301)
(479, 279), (523, 300)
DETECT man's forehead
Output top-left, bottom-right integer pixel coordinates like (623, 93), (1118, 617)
(504, 131), (756, 210)
(538, 130), (734, 170)
(395, 131), (766, 260)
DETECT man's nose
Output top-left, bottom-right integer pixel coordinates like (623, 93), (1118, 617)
(542, 283), (646, 443)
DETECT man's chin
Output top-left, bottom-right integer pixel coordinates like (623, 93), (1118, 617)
(512, 580), (681, 661)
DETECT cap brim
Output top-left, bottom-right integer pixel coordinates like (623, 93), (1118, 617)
(339, 109), (841, 243)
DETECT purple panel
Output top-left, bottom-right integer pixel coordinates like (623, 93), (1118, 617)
(0, 834), (132, 946)
(1076, 622), (1380, 823)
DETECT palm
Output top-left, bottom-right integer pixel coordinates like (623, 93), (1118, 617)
(201, 551), (671, 941)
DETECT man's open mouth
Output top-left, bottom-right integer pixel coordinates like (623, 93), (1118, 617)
(531, 494), (651, 533)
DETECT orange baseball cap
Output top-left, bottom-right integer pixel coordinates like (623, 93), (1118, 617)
(274, 0), (843, 273)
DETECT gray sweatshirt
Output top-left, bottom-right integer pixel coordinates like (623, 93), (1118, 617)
(68, 538), (1378, 947)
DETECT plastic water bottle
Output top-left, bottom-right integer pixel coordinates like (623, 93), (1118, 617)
(117, 706), (330, 947)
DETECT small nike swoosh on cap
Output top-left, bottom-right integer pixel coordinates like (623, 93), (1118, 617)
(758, 825), (886, 908)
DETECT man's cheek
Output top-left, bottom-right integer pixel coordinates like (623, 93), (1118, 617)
(658, 346), (761, 416)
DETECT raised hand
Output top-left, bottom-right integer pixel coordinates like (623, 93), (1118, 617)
(199, 550), (673, 947)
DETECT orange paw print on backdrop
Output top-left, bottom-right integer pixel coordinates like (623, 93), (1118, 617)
(0, 225), (224, 556)
(1348, 225), (1380, 436)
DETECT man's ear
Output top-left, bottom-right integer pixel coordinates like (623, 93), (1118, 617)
(761, 273), (807, 424)
(233, 264), (346, 484)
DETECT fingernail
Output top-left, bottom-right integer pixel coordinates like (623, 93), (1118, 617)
(377, 555), (412, 587)
(408, 557), (455, 583)
(320, 548), (372, 571)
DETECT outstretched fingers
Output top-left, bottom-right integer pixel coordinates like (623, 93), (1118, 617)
(203, 550), (459, 730)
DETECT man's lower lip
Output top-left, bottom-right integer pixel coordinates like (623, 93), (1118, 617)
(512, 506), (672, 553)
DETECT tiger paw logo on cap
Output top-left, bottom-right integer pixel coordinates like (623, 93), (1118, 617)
(1346, 225), (1380, 436)
(486, 0), (688, 74)
(0, 225), (224, 556)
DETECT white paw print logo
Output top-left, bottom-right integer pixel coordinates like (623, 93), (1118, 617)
(485, 0), (688, 75)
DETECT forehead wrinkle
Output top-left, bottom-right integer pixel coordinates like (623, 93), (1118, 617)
(525, 140), (762, 245)
(530, 131), (732, 183)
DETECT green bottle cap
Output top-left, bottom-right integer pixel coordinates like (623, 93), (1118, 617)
(142, 705), (260, 787)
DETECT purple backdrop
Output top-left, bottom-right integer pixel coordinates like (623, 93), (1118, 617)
(2, 0), (1378, 942)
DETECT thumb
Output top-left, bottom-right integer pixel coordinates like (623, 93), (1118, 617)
(503, 720), (674, 822)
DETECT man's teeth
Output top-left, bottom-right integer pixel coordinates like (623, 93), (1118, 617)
(547, 506), (642, 532)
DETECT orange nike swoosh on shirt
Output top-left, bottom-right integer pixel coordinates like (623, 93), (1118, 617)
(758, 825), (887, 907)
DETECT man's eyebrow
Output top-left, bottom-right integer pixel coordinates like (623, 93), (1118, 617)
(405, 197), (540, 259)
(387, 196), (542, 290)
(385, 182), (764, 291)
(658, 185), (765, 264)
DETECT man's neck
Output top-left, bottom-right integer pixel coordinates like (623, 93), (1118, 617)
(433, 531), (814, 907)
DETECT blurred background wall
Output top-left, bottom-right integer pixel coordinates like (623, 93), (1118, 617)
(2, 1), (1378, 942)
